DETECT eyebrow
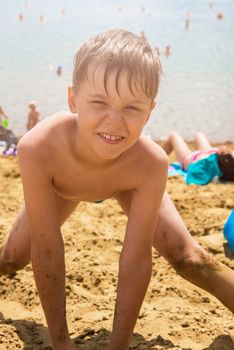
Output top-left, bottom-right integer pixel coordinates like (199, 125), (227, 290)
(88, 93), (148, 105)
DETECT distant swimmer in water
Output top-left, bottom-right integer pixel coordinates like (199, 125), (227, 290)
(185, 18), (190, 31)
(155, 46), (160, 56)
(185, 11), (191, 31)
(56, 65), (62, 76)
(164, 45), (172, 57)
(19, 13), (24, 21)
(217, 12), (224, 20)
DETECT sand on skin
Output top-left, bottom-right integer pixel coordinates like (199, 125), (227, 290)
(0, 147), (234, 350)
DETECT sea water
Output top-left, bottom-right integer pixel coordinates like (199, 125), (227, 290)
(0, 0), (233, 141)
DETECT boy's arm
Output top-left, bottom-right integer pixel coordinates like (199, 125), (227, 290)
(110, 153), (168, 349)
(18, 141), (75, 350)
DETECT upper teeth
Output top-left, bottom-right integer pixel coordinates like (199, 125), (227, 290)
(100, 133), (123, 141)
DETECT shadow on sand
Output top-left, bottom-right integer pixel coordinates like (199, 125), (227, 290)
(223, 242), (234, 260)
(0, 316), (233, 350)
(74, 329), (234, 349)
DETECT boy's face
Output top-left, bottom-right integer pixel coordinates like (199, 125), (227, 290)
(68, 64), (156, 161)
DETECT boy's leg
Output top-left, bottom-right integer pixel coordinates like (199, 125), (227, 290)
(154, 192), (234, 313)
(162, 132), (191, 164)
(0, 208), (31, 274)
(0, 197), (79, 275)
(195, 131), (212, 151)
(116, 191), (234, 313)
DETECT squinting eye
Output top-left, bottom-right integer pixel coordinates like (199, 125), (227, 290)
(126, 106), (141, 112)
(91, 101), (106, 105)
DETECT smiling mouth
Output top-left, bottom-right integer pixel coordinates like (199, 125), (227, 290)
(98, 132), (125, 143)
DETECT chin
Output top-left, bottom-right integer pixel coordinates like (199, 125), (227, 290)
(96, 148), (124, 161)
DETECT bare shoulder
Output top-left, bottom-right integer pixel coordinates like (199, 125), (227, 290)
(18, 111), (75, 166)
(133, 135), (168, 176)
(141, 135), (167, 158)
(119, 135), (168, 195)
(116, 136), (168, 215)
(19, 111), (74, 151)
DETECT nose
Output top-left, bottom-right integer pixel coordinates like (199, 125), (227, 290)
(104, 110), (124, 127)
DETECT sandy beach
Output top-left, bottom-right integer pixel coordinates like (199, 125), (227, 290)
(0, 146), (234, 350)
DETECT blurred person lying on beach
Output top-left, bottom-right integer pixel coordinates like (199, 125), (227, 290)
(0, 30), (234, 350)
(0, 126), (18, 155)
(163, 131), (234, 185)
(27, 100), (41, 131)
(0, 105), (18, 154)
(0, 105), (9, 129)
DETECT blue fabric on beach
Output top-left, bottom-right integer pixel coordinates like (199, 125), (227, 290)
(186, 153), (222, 185)
(168, 162), (187, 180)
(168, 154), (222, 185)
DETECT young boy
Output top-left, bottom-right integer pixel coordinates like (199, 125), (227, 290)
(26, 100), (41, 131)
(0, 30), (233, 350)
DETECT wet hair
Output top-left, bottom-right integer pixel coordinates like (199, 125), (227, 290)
(72, 29), (162, 99)
(218, 153), (234, 181)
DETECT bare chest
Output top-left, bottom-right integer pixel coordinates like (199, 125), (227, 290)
(52, 160), (129, 202)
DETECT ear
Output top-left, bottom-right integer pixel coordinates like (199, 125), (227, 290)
(67, 85), (77, 113)
(151, 100), (157, 111)
(145, 100), (157, 124)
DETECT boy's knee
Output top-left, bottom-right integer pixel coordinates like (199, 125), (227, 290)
(172, 255), (202, 279)
(0, 260), (24, 275)
(0, 246), (28, 275)
(171, 248), (222, 281)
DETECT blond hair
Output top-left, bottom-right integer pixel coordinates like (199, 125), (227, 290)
(73, 29), (162, 99)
